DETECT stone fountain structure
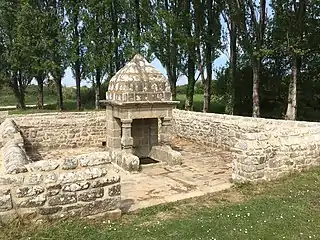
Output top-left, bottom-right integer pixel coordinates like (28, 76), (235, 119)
(104, 54), (182, 171)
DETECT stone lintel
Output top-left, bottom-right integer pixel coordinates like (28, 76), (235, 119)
(101, 100), (180, 107)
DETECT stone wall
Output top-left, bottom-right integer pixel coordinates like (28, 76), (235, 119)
(0, 157), (121, 223)
(3, 109), (320, 184)
(11, 112), (107, 150)
(172, 109), (320, 183)
(132, 118), (158, 158)
(0, 111), (8, 124)
(0, 119), (121, 223)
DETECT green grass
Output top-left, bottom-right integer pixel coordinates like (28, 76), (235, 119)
(2, 169), (320, 240)
(0, 85), (57, 107)
(177, 94), (225, 113)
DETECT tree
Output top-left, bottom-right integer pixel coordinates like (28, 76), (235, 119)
(26, 0), (52, 109)
(198, 0), (222, 113)
(84, 0), (114, 110)
(47, 0), (68, 111)
(182, 0), (196, 111)
(271, 0), (307, 120)
(222, 3), (237, 115)
(0, 0), (35, 109)
(65, 1), (86, 111)
(226, 0), (267, 117)
(149, 0), (184, 100)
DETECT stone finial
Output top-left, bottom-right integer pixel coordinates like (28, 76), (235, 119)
(106, 54), (172, 103)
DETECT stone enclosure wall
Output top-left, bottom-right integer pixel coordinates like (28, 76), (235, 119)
(2, 110), (320, 184)
(11, 112), (107, 150)
(0, 118), (121, 223)
(172, 109), (320, 183)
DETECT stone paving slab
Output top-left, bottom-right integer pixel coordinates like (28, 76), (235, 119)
(118, 137), (233, 212)
(27, 137), (233, 213)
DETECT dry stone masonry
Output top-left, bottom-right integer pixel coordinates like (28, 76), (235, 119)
(103, 54), (182, 171)
(1, 54), (320, 223)
(173, 109), (320, 183)
(0, 119), (121, 224)
(12, 112), (107, 150)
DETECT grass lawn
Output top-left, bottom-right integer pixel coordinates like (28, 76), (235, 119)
(2, 168), (320, 240)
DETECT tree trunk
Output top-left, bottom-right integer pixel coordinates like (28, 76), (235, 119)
(203, 47), (212, 113)
(168, 74), (177, 101)
(36, 75), (44, 109)
(12, 72), (26, 109)
(55, 75), (63, 111)
(185, 54), (195, 111)
(285, 55), (298, 120)
(184, 0), (195, 111)
(203, 0), (213, 113)
(75, 66), (81, 111)
(252, 60), (260, 117)
(73, 8), (81, 111)
(111, 0), (120, 71)
(134, 0), (141, 53)
(226, 20), (237, 115)
(95, 69), (101, 110)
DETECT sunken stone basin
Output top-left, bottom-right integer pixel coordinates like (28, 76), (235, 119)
(0, 118), (121, 224)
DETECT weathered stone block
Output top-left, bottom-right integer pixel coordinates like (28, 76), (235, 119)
(78, 188), (104, 202)
(0, 210), (19, 224)
(16, 186), (44, 198)
(108, 184), (121, 197)
(24, 174), (43, 185)
(61, 158), (78, 170)
(91, 174), (120, 188)
(48, 193), (77, 206)
(26, 160), (59, 172)
(80, 197), (120, 217)
(62, 182), (90, 192)
(58, 168), (107, 184)
(47, 190), (60, 197)
(78, 152), (111, 167)
(18, 194), (46, 208)
(37, 206), (62, 215)
(0, 175), (23, 185)
(0, 189), (12, 212)
(3, 145), (29, 174)
(83, 167), (107, 180)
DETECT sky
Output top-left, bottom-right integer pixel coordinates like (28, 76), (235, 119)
(59, 54), (228, 87)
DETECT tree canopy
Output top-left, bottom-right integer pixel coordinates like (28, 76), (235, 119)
(0, 0), (320, 121)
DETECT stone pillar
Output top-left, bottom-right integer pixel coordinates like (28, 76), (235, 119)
(159, 117), (172, 145)
(121, 119), (133, 153)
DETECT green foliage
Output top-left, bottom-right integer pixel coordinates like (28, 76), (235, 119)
(0, 0), (319, 119)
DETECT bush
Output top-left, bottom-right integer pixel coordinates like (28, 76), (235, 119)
(100, 81), (109, 100)
(62, 87), (76, 101)
(81, 86), (95, 104)
(176, 84), (188, 95)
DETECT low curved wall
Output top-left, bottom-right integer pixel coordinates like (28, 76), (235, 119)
(172, 109), (320, 183)
(0, 119), (30, 174)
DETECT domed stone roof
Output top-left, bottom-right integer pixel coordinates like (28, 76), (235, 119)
(106, 54), (172, 103)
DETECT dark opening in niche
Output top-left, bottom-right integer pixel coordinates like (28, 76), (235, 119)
(102, 141), (106, 147)
(139, 157), (159, 165)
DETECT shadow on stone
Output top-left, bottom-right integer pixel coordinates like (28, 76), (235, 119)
(139, 157), (159, 165)
(120, 199), (135, 213)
